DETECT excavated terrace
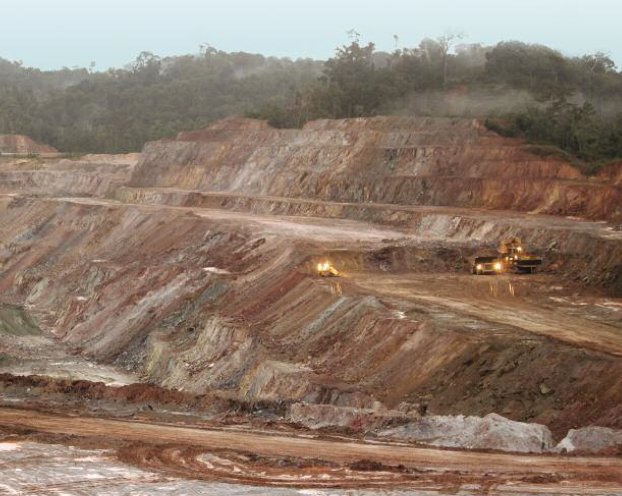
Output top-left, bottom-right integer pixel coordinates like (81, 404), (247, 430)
(0, 117), (621, 493)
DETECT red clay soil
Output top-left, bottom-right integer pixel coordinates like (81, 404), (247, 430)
(1, 407), (621, 492)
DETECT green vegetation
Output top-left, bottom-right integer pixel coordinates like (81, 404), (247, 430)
(1, 39), (622, 172)
(0, 49), (322, 152)
(484, 101), (622, 171)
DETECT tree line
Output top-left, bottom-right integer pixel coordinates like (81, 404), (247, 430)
(1, 38), (621, 171)
(0, 49), (322, 152)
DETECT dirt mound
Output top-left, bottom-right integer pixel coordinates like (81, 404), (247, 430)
(0, 373), (219, 409)
(0, 373), (289, 421)
(380, 413), (554, 453)
(132, 117), (621, 221)
(556, 427), (622, 454)
(0, 135), (57, 154)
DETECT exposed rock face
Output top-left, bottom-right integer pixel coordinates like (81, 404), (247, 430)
(379, 413), (554, 453)
(0, 116), (621, 441)
(132, 117), (622, 221)
(288, 402), (410, 431)
(0, 154), (139, 197)
(0, 135), (57, 154)
(1, 196), (622, 435)
(555, 426), (622, 453)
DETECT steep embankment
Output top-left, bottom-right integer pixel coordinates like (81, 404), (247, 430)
(0, 154), (139, 197)
(0, 116), (621, 440)
(1, 196), (621, 436)
(131, 117), (622, 221)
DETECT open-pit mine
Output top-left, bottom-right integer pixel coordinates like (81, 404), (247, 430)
(0, 117), (621, 495)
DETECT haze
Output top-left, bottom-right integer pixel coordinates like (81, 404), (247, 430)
(2, 0), (621, 70)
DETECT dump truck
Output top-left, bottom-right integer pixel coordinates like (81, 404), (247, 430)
(472, 238), (542, 275)
(316, 262), (340, 277)
(472, 256), (504, 275)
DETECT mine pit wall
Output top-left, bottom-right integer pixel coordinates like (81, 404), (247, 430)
(0, 154), (138, 198)
(131, 117), (622, 222)
(0, 118), (620, 434)
(116, 188), (622, 295)
(0, 170), (126, 198)
(322, 223), (622, 295)
(1, 197), (622, 436)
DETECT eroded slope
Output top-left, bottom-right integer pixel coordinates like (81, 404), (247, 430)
(1, 118), (622, 491)
(0, 195), (621, 436)
(132, 117), (622, 221)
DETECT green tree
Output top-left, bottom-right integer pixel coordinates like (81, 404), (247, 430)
(320, 39), (379, 117)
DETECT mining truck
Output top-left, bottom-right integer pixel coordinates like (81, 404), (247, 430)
(472, 238), (542, 275)
(472, 256), (504, 275)
(316, 262), (340, 277)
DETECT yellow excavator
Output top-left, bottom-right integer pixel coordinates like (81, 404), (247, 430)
(472, 237), (542, 275)
(498, 237), (542, 274)
(316, 261), (340, 277)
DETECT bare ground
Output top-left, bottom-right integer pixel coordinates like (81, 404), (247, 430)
(0, 186), (621, 491)
(1, 407), (622, 493)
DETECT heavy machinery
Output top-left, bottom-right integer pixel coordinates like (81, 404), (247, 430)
(316, 261), (340, 277)
(472, 238), (542, 275)
(472, 256), (504, 275)
(498, 237), (542, 274)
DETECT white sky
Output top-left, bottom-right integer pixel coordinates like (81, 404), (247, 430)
(1, 0), (620, 70)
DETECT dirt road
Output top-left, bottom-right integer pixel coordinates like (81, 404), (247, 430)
(1, 407), (621, 484)
(43, 194), (621, 242)
(351, 272), (622, 357)
(3, 193), (622, 373)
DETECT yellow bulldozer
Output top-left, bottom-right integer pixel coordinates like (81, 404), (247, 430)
(472, 237), (542, 275)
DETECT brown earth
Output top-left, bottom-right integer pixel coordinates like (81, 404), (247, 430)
(132, 117), (622, 222)
(1, 407), (622, 493)
(0, 116), (621, 491)
(0, 194), (621, 437)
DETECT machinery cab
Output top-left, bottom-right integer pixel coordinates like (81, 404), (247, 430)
(500, 238), (524, 262)
(472, 256), (504, 275)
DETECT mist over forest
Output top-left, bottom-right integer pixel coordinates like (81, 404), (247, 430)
(1, 36), (621, 172)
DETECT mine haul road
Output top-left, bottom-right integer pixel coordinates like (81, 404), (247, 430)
(27, 195), (622, 358)
(1, 407), (622, 488)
